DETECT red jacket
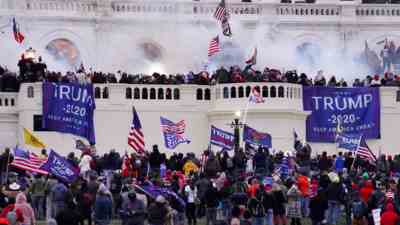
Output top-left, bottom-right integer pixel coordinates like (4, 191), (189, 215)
(360, 181), (374, 203)
(381, 203), (399, 225)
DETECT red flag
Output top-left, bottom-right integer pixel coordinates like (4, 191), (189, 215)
(12, 18), (24, 44)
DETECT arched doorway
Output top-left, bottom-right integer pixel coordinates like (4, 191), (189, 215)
(45, 38), (81, 72)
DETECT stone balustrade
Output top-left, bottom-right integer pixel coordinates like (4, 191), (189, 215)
(276, 4), (341, 16)
(356, 4), (400, 16)
(0, 93), (18, 112)
(25, 0), (97, 13)
(4, 0), (400, 20)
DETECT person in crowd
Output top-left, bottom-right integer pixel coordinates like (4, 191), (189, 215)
(287, 181), (302, 225)
(14, 192), (35, 225)
(50, 179), (68, 219)
(148, 195), (169, 225)
(309, 188), (328, 225)
(94, 184), (113, 225)
(29, 174), (46, 220)
(121, 190), (146, 225)
(55, 198), (80, 225)
(230, 206), (241, 225)
(326, 172), (344, 225)
(381, 202), (399, 225)
(204, 182), (219, 225)
(248, 189), (265, 225)
(184, 180), (198, 225)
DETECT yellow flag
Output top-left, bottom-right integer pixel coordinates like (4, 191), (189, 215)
(23, 128), (46, 149)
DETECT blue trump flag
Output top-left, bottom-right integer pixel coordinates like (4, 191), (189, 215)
(303, 87), (380, 142)
(243, 125), (272, 148)
(336, 133), (362, 151)
(160, 117), (191, 149)
(42, 82), (96, 144)
(210, 125), (235, 150)
(40, 150), (79, 184)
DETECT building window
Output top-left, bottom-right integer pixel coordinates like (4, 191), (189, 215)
(33, 115), (49, 131)
(95, 87), (101, 99)
(246, 86), (251, 97)
(166, 88), (172, 100)
(230, 87), (237, 98)
(223, 87), (229, 99)
(142, 88), (148, 99)
(271, 86), (277, 98)
(126, 88), (132, 99)
(150, 88), (156, 99)
(102, 87), (109, 99)
(197, 89), (203, 100)
(134, 88), (140, 99)
(158, 88), (164, 100)
(238, 87), (244, 98)
(262, 86), (268, 97)
(173, 88), (180, 100)
(11, 98), (15, 106)
(205, 89), (211, 100)
(27, 86), (34, 98)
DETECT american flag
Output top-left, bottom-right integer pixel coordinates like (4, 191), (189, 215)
(214, 0), (229, 21)
(249, 87), (265, 103)
(356, 136), (377, 162)
(12, 18), (24, 44)
(128, 107), (145, 154)
(160, 117), (191, 149)
(208, 36), (220, 57)
(10, 147), (48, 175)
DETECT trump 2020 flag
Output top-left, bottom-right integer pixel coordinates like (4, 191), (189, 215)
(243, 125), (272, 148)
(336, 133), (361, 151)
(210, 125), (235, 150)
(40, 150), (79, 184)
(160, 117), (191, 149)
(42, 82), (96, 144)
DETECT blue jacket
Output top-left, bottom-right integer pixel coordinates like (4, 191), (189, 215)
(94, 194), (113, 224)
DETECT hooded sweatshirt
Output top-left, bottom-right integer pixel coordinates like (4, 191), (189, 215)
(381, 203), (399, 225)
(15, 193), (35, 225)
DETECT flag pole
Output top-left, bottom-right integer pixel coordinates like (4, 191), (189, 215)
(350, 135), (363, 171)
(241, 100), (251, 149)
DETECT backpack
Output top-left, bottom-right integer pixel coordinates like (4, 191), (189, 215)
(352, 201), (365, 219)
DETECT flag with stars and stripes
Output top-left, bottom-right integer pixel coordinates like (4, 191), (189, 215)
(10, 147), (48, 175)
(208, 36), (220, 57)
(128, 107), (145, 154)
(356, 136), (377, 163)
(160, 117), (191, 149)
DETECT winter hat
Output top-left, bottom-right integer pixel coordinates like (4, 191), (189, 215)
(362, 172), (369, 180)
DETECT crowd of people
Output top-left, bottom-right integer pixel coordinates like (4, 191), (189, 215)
(2, 53), (400, 92)
(0, 141), (398, 225)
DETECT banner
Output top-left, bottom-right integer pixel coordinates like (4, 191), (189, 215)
(42, 82), (96, 144)
(40, 150), (79, 183)
(303, 87), (380, 142)
(243, 125), (272, 148)
(210, 125), (235, 150)
(160, 117), (190, 149)
(336, 133), (361, 151)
